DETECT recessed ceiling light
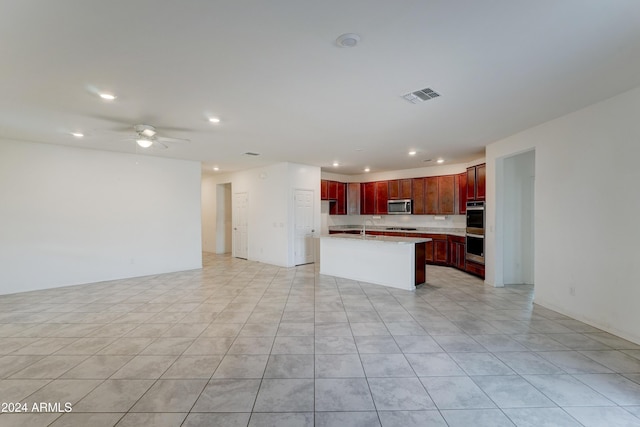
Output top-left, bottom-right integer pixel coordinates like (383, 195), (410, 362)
(364, 167), (370, 172)
(213, 166), (220, 171)
(209, 117), (220, 123)
(408, 151), (417, 156)
(336, 33), (360, 48)
(71, 132), (84, 138)
(437, 158), (445, 163)
(333, 162), (339, 167)
(99, 93), (116, 101)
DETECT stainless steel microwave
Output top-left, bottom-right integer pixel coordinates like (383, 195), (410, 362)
(387, 199), (412, 214)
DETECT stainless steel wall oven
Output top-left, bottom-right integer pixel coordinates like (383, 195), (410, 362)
(466, 201), (485, 265)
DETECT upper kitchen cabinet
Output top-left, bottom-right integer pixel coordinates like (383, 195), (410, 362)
(388, 179), (412, 200)
(411, 178), (426, 214)
(360, 181), (388, 215)
(360, 182), (376, 215)
(329, 181), (347, 215)
(321, 180), (328, 200)
(466, 163), (486, 201)
(328, 180), (338, 200)
(375, 181), (388, 214)
(425, 175), (455, 215)
(456, 172), (467, 214)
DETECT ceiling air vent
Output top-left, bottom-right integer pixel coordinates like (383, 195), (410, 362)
(402, 87), (440, 104)
(244, 152), (260, 156)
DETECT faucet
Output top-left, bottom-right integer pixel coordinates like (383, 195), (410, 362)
(362, 218), (375, 236)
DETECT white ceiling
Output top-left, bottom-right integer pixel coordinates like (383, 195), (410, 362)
(2, 1), (640, 175)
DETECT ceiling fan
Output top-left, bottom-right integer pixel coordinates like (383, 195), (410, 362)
(128, 124), (190, 149)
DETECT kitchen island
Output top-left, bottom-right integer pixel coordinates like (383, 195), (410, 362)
(320, 233), (431, 291)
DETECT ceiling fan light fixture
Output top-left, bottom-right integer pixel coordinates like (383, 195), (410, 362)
(136, 138), (153, 148)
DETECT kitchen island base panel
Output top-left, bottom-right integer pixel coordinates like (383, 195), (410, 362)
(320, 236), (427, 291)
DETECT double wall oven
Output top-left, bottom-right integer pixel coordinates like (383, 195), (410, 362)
(466, 201), (485, 264)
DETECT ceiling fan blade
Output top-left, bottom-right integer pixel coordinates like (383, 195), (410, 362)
(155, 136), (190, 144)
(152, 141), (169, 149)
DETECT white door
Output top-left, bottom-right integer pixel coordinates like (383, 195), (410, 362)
(294, 189), (315, 265)
(233, 192), (248, 259)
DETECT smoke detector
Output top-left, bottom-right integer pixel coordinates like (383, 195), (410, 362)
(403, 87), (441, 104)
(336, 33), (360, 48)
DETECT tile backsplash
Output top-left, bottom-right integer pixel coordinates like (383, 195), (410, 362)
(321, 201), (465, 234)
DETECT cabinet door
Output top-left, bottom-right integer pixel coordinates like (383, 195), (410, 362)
(425, 240), (434, 263)
(400, 179), (412, 199)
(467, 167), (476, 200)
(456, 242), (466, 270)
(321, 180), (328, 200)
(361, 182), (375, 215)
(328, 180), (338, 199)
(438, 175), (455, 214)
(412, 178), (426, 214)
(388, 180), (399, 200)
(425, 177), (438, 215)
(375, 181), (388, 214)
(434, 239), (448, 264)
(476, 164), (486, 200)
(457, 172), (467, 214)
(336, 182), (346, 214)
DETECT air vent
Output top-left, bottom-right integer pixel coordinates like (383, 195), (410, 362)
(244, 152), (260, 156)
(402, 87), (440, 104)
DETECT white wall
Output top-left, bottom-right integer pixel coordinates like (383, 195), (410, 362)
(201, 162), (321, 268)
(486, 85), (640, 343)
(501, 150), (535, 285)
(201, 175), (217, 253)
(215, 183), (232, 254)
(0, 139), (203, 295)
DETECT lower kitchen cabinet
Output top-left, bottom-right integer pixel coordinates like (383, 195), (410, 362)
(416, 234), (447, 266)
(465, 260), (485, 278)
(447, 235), (466, 271)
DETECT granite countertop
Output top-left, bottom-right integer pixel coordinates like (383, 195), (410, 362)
(328, 225), (466, 237)
(323, 233), (432, 244)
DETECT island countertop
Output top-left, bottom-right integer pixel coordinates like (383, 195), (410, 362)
(323, 233), (432, 244)
(328, 226), (466, 237)
(320, 234), (429, 291)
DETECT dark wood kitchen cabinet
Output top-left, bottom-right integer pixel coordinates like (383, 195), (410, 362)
(467, 163), (486, 201)
(425, 175), (455, 215)
(329, 182), (346, 215)
(328, 180), (338, 200)
(360, 181), (388, 215)
(360, 182), (376, 215)
(321, 180), (328, 200)
(375, 181), (388, 214)
(416, 233), (448, 265)
(438, 175), (456, 215)
(456, 172), (467, 214)
(448, 235), (466, 271)
(425, 177), (438, 214)
(411, 178), (426, 214)
(389, 179), (412, 200)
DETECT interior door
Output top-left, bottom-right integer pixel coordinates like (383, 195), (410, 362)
(232, 192), (248, 259)
(294, 189), (315, 265)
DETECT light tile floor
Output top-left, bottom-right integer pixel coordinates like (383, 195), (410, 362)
(1, 253), (640, 426)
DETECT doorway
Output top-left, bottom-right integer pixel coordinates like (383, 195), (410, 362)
(498, 149), (535, 285)
(294, 189), (315, 265)
(215, 183), (232, 254)
(232, 192), (248, 259)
